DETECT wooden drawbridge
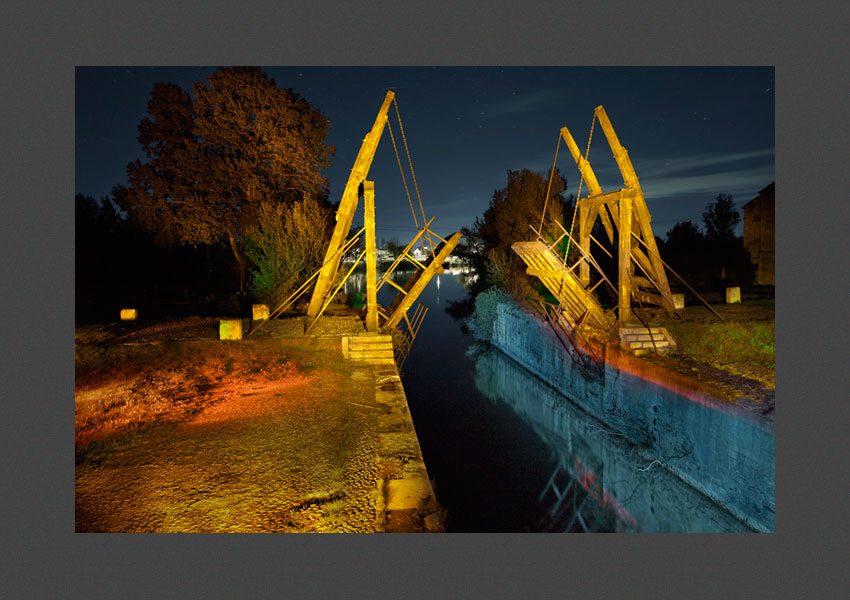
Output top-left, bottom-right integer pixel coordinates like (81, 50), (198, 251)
(513, 238), (614, 331)
(514, 105), (685, 351)
(250, 91), (461, 352)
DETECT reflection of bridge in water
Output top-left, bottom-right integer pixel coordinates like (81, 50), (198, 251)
(343, 266), (478, 297)
(472, 346), (753, 533)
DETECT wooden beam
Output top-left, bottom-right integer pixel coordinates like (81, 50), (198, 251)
(618, 193), (633, 324)
(579, 189), (633, 210)
(579, 202), (590, 286)
(594, 106), (640, 189)
(383, 231), (462, 330)
(307, 91), (395, 319)
(560, 127), (603, 196)
(364, 181), (378, 332)
(631, 188), (675, 311)
(633, 290), (664, 306)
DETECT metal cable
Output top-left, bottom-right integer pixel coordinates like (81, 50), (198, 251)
(393, 99), (435, 258)
(386, 119), (419, 230)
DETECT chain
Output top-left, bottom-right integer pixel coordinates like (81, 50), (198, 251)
(564, 113), (596, 263)
(386, 119), (419, 230)
(393, 99), (435, 258)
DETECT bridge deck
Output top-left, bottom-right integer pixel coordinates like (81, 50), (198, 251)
(512, 240), (615, 331)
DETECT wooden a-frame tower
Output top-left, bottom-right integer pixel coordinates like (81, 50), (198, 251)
(250, 91), (461, 342)
(514, 105), (676, 334)
(562, 105), (675, 323)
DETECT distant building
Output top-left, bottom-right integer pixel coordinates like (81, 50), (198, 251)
(743, 182), (775, 285)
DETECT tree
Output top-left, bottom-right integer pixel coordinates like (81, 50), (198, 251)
(384, 238), (404, 257)
(701, 193), (753, 285)
(244, 196), (333, 306)
(703, 193), (740, 241)
(477, 168), (570, 295)
(120, 67), (333, 295)
(662, 220), (706, 283)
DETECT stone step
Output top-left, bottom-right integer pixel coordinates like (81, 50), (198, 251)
(620, 326), (665, 335)
(619, 326), (676, 352)
(348, 342), (393, 348)
(622, 333), (669, 342)
(361, 358), (396, 366)
(623, 340), (672, 350)
(348, 350), (395, 360)
(347, 335), (393, 345)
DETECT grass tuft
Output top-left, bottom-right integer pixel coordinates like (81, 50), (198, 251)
(666, 321), (775, 388)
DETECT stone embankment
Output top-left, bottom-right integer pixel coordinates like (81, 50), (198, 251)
(485, 301), (775, 532)
(75, 317), (441, 533)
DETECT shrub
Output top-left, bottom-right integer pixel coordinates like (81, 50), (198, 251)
(467, 287), (511, 342)
(244, 196), (333, 307)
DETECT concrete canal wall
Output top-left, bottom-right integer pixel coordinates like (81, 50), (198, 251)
(341, 333), (443, 532)
(473, 347), (752, 532)
(487, 301), (775, 532)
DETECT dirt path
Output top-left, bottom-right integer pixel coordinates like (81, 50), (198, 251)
(75, 334), (386, 533)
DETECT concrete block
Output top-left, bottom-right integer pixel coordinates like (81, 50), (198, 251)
(219, 319), (242, 340)
(386, 478), (432, 511)
(120, 308), (137, 321)
(252, 304), (269, 321)
(725, 286), (741, 304)
(673, 293), (685, 310)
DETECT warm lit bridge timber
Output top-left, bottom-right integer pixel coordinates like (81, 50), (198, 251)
(513, 105), (720, 355)
(252, 90), (462, 358)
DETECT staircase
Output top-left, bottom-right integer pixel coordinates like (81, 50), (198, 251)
(512, 240), (615, 331)
(342, 333), (395, 365)
(618, 326), (676, 352)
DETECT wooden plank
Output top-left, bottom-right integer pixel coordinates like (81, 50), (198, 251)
(579, 202), (590, 286)
(308, 92), (395, 319)
(632, 291), (663, 306)
(618, 193), (633, 323)
(364, 182), (378, 332)
(580, 189), (629, 209)
(560, 127), (603, 196)
(383, 231), (462, 329)
(631, 276), (654, 289)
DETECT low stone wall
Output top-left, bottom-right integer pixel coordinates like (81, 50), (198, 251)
(488, 301), (775, 532)
(345, 336), (443, 532)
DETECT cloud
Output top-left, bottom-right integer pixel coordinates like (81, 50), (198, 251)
(575, 148), (774, 202)
(636, 148), (775, 178)
(640, 165), (775, 203)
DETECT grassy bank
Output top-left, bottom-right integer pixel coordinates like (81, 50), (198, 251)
(666, 320), (775, 388)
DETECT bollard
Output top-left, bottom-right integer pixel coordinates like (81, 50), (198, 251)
(120, 308), (137, 321)
(219, 319), (243, 340)
(725, 287), (741, 304)
(252, 304), (269, 321)
(672, 294), (685, 310)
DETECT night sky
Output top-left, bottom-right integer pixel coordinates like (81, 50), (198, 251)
(76, 66), (774, 241)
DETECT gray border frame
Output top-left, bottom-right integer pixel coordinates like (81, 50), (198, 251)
(3, 0), (848, 597)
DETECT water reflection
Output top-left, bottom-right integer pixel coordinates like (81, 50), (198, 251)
(401, 273), (757, 532)
(473, 347), (751, 532)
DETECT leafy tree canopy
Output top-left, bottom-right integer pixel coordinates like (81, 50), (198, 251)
(472, 168), (571, 295)
(119, 66), (334, 293)
(702, 193), (740, 241)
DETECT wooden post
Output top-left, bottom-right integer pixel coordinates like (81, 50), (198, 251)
(383, 232), (462, 330)
(307, 91), (395, 320)
(364, 181), (378, 332)
(579, 201), (590, 286)
(619, 193), (633, 324)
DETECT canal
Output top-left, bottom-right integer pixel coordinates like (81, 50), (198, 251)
(367, 270), (758, 532)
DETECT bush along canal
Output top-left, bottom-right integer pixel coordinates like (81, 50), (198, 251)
(399, 274), (774, 532)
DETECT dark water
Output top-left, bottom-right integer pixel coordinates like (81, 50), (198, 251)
(369, 272), (754, 532)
